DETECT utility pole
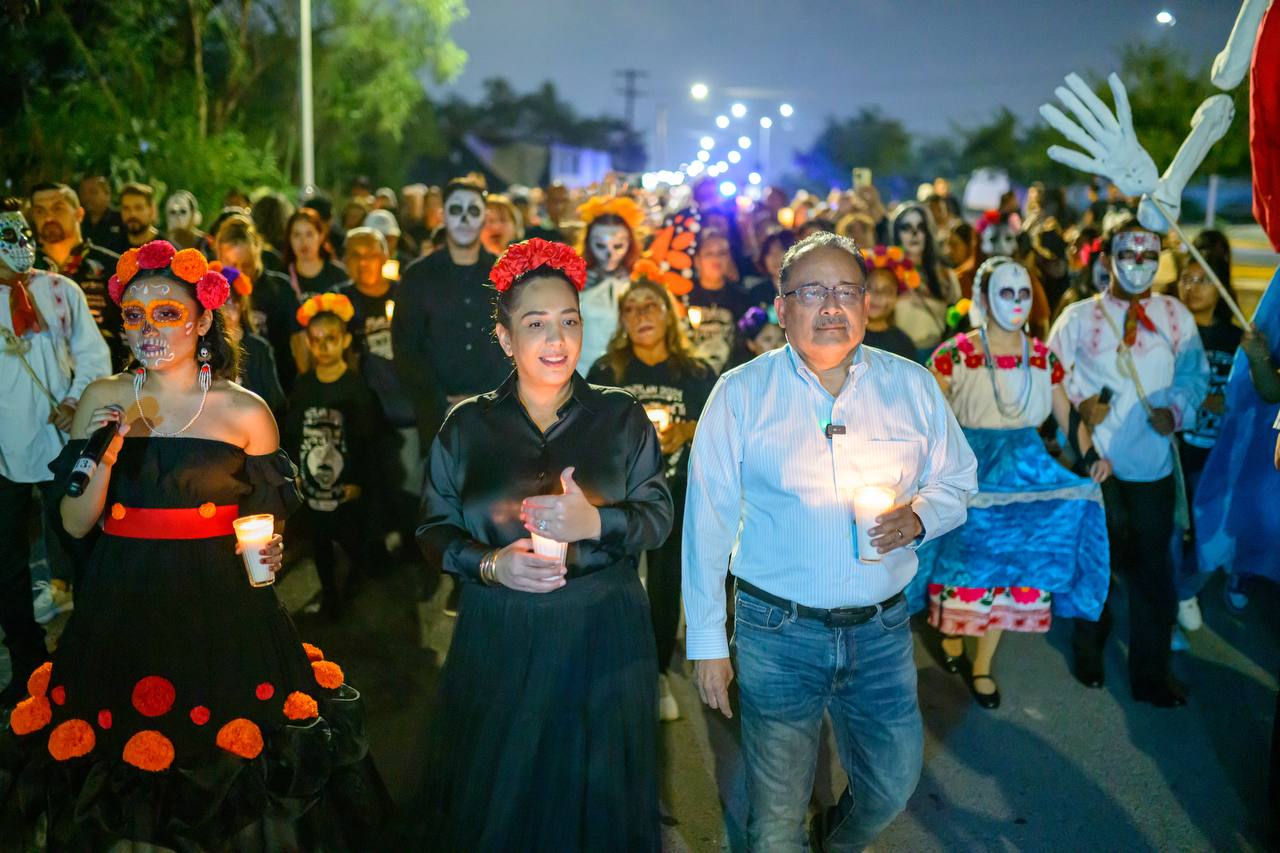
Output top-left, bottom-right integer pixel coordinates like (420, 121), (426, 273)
(614, 68), (648, 130)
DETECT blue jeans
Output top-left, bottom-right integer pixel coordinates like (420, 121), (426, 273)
(733, 588), (923, 852)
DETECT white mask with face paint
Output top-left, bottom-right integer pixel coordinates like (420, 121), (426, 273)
(444, 189), (485, 248)
(165, 191), (200, 232)
(1091, 255), (1112, 292)
(589, 223), (630, 273)
(0, 211), (35, 274)
(1111, 230), (1161, 295)
(983, 260), (1033, 331)
(981, 223), (1019, 257)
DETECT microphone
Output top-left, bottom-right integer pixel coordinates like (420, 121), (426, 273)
(66, 423), (119, 498)
(825, 423), (846, 439)
(1098, 386), (1114, 405)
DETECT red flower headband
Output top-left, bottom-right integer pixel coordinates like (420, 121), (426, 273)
(489, 238), (587, 293)
(108, 239), (230, 311)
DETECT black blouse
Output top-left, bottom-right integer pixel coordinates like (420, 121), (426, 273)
(418, 372), (673, 583)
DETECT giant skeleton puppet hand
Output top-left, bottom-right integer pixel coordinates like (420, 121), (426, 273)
(1039, 73), (1159, 198)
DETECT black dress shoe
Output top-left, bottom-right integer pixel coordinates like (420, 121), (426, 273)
(1132, 677), (1188, 708)
(939, 639), (964, 674)
(969, 675), (1001, 709)
(1073, 660), (1105, 689)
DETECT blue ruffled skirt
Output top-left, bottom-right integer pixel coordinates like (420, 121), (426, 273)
(908, 427), (1109, 621)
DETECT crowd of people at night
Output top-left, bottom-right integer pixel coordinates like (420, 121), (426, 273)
(0, 162), (1276, 850)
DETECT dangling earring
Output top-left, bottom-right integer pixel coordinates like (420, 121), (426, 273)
(133, 366), (146, 397)
(198, 339), (212, 393)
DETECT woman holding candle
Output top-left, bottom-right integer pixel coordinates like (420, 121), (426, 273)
(416, 238), (672, 850)
(587, 269), (716, 721)
(910, 256), (1112, 708)
(0, 240), (385, 848)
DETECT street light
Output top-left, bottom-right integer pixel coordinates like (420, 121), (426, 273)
(690, 82), (709, 99)
(700, 136), (715, 150)
(738, 136), (752, 149)
(716, 160), (728, 171)
(731, 102), (747, 118)
(1155, 9), (1176, 26)
(748, 171), (762, 185)
(727, 150), (742, 164)
(688, 160), (705, 176)
(779, 103), (794, 118)
(719, 180), (737, 197)
(715, 115), (730, 129)
(759, 116), (773, 129)
(697, 150), (710, 162)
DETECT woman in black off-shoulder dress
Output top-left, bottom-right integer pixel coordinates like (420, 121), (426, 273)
(413, 239), (673, 851)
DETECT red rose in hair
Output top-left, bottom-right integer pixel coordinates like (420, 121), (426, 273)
(107, 274), (126, 305)
(490, 238), (586, 292)
(136, 240), (176, 270)
(196, 270), (231, 310)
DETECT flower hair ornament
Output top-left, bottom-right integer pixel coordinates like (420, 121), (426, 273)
(865, 244), (922, 292)
(577, 196), (644, 231)
(208, 261), (252, 297)
(489, 238), (587, 293)
(108, 239), (230, 311)
(639, 208), (700, 296)
(295, 292), (355, 328)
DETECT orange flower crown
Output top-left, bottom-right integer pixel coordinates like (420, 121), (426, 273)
(108, 239), (230, 310)
(865, 244), (922, 292)
(209, 261), (252, 296)
(577, 196), (644, 231)
(296, 292), (355, 328)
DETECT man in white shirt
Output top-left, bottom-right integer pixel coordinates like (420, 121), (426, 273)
(0, 202), (110, 707)
(683, 232), (977, 852)
(1049, 221), (1208, 707)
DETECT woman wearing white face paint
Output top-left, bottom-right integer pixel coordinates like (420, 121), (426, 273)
(415, 238), (671, 850)
(574, 196), (643, 377)
(162, 190), (206, 251)
(909, 257), (1112, 709)
(1, 240), (386, 847)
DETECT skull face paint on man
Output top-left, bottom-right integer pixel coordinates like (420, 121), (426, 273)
(588, 223), (630, 273)
(122, 277), (211, 370)
(444, 189), (485, 248)
(0, 211), (36, 274)
(1111, 229), (1161, 295)
(164, 191), (200, 233)
(983, 261), (1033, 331)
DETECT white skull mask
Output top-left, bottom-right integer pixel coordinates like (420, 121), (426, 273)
(1111, 230), (1161, 295)
(589, 223), (630, 272)
(895, 209), (928, 259)
(1091, 255), (1112, 293)
(444, 189), (485, 248)
(0, 211), (35, 274)
(983, 261), (1033, 331)
(165, 192), (200, 232)
(981, 223), (1019, 257)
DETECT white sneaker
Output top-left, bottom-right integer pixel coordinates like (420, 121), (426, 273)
(658, 673), (680, 722)
(32, 580), (73, 625)
(1171, 627), (1190, 652)
(1176, 597), (1203, 632)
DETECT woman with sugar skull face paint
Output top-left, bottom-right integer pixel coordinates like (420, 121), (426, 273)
(575, 196), (643, 376)
(0, 239), (387, 847)
(908, 256), (1112, 709)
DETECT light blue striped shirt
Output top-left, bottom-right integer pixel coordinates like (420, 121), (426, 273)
(683, 343), (978, 660)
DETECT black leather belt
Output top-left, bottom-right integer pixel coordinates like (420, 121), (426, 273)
(736, 578), (905, 628)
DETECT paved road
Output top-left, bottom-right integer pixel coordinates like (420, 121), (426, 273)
(8, 554), (1276, 850)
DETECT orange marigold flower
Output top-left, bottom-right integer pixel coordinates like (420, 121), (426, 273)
(122, 730), (174, 772)
(170, 248), (208, 283)
(215, 718), (264, 759)
(11, 696), (52, 735)
(27, 661), (52, 698)
(47, 719), (95, 761)
(283, 691), (319, 721)
(886, 246), (905, 262)
(312, 660), (344, 690)
(132, 675), (176, 717)
(301, 642), (324, 662)
(116, 248), (140, 284)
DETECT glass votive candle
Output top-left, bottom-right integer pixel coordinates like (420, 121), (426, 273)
(645, 406), (671, 434)
(852, 486), (896, 563)
(530, 533), (568, 564)
(233, 514), (276, 587)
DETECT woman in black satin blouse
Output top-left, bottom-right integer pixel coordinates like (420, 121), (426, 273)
(414, 239), (672, 852)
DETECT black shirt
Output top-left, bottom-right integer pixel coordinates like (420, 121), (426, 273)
(687, 281), (757, 373)
(863, 327), (919, 362)
(249, 268), (303, 393)
(418, 372), (673, 583)
(238, 332), (286, 415)
(586, 355), (716, 481)
(37, 241), (127, 370)
(392, 248), (507, 422)
(290, 260), (348, 295)
(1182, 318), (1243, 457)
(284, 368), (379, 511)
(82, 209), (128, 255)
(337, 280), (415, 427)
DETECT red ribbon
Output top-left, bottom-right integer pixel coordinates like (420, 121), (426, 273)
(1123, 300), (1156, 346)
(8, 277), (40, 337)
(103, 504), (239, 539)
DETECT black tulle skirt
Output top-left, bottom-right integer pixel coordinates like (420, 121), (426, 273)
(416, 563), (660, 852)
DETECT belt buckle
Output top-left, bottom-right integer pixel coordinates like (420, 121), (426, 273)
(825, 606), (871, 628)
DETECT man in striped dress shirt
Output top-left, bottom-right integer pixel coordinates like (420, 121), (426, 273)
(683, 232), (977, 852)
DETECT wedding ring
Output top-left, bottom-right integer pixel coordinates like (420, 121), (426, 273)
(538, 519), (548, 532)
(896, 529), (903, 539)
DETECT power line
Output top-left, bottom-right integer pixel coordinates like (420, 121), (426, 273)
(614, 69), (649, 130)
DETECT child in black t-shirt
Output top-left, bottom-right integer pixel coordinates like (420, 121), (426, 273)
(284, 293), (382, 618)
(861, 255), (919, 361)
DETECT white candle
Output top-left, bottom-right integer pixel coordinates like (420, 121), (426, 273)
(384, 299), (395, 322)
(645, 406), (671, 434)
(233, 514), (276, 587)
(852, 486), (895, 563)
(687, 306), (703, 328)
(531, 532), (568, 564)
(382, 259), (401, 281)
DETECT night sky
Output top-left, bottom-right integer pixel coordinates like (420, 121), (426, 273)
(433, 0), (1243, 175)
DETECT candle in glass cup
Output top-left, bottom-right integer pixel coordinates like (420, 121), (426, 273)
(687, 306), (703, 328)
(645, 406), (671, 435)
(384, 299), (395, 322)
(530, 532), (568, 564)
(852, 486), (895, 563)
(233, 514), (276, 587)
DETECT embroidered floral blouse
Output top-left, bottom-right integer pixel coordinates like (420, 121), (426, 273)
(930, 331), (1063, 429)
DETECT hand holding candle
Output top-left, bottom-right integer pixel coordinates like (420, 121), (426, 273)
(863, 495), (924, 558)
(645, 406), (671, 435)
(233, 514), (279, 586)
(520, 467), (601, 546)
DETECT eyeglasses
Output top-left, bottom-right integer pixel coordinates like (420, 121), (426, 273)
(1178, 274), (1212, 288)
(782, 283), (866, 305)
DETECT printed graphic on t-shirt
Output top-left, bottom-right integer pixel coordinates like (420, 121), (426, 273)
(690, 305), (734, 373)
(625, 382), (688, 479)
(300, 406), (346, 511)
(1184, 347), (1234, 449)
(362, 314), (394, 361)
